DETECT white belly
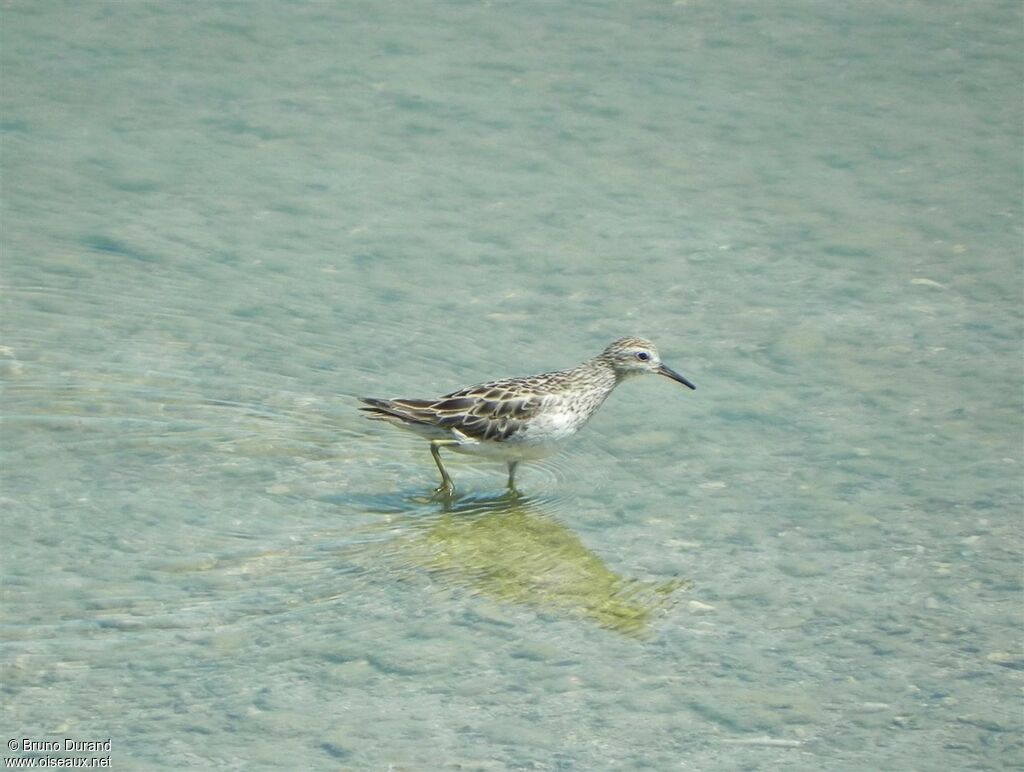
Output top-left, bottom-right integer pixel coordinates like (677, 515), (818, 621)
(448, 406), (586, 461)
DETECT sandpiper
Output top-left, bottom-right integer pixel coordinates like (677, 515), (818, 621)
(359, 336), (695, 495)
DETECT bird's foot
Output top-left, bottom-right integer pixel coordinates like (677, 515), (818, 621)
(432, 481), (455, 499)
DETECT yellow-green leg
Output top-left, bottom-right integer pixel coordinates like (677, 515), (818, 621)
(430, 440), (456, 496)
(506, 461), (519, 493)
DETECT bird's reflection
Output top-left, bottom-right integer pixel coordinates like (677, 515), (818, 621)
(384, 491), (690, 637)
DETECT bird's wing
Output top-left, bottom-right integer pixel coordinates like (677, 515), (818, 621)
(358, 397), (440, 426)
(360, 376), (553, 442)
(426, 381), (548, 442)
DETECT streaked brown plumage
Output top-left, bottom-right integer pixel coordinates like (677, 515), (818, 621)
(359, 336), (695, 495)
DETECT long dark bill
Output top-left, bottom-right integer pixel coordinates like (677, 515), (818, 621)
(658, 363), (696, 390)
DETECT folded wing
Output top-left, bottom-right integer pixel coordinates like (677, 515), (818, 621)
(359, 383), (545, 442)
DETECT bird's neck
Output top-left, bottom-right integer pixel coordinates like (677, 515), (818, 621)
(577, 357), (622, 390)
(587, 355), (633, 385)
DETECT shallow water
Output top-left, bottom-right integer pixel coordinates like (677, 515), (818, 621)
(2, 1), (1021, 769)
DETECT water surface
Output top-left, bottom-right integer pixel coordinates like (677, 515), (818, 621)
(2, 2), (1021, 769)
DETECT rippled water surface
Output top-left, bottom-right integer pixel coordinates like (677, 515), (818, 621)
(3, 2), (1022, 769)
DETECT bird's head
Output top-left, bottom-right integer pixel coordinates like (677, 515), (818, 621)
(600, 337), (695, 389)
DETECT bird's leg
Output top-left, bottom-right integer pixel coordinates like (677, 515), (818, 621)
(430, 440), (456, 496)
(506, 460), (520, 494)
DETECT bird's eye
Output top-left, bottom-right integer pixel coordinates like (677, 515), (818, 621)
(636, 351), (650, 361)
